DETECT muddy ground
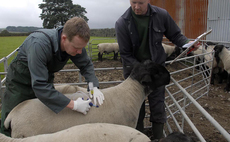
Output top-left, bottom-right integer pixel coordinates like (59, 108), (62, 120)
(54, 59), (230, 142)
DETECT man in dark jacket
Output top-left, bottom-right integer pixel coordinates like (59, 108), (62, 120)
(115, 0), (197, 141)
(1, 17), (104, 136)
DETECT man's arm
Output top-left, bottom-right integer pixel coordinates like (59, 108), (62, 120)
(115, 19), (139, 66)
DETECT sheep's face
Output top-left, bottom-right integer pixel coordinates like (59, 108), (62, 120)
(130, 60), (170, 94)
(167, 46), (182, 61)
(214, 45), (224, 64)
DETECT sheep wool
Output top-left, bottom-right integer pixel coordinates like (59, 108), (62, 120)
(55, 84), (87, 94)
(162, 43), (181, 61)
(0, 123), (151, 142)
(4, 61), (170, 138)
(162, 43), (176, 57)
(214, 45), (230, 91)
(97, 43), (119, 61)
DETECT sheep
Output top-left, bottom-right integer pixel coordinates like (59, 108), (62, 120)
(160, 132), (194, 142)
(191, 44), (223, 84)
(0, 123), (151, 142)
(97, 43), (119, 61)
(4, 60), (170, 138)
(213, 45), (230, 91)
(162, 43), (181, 61)
(55, 84), (87, 94)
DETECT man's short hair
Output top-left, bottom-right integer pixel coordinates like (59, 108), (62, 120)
(63, 17), (90, 42)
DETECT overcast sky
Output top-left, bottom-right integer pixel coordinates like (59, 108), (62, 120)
(0, 0), (131, 29)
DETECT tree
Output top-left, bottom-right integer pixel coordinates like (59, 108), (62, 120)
(0, 30), (10, 36)
(39, 0), (88, 29)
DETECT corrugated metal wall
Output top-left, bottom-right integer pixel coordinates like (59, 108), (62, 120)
(206, 0), (230, 46)
(150, 0), (209, 39)
(150, 0), (230, 46)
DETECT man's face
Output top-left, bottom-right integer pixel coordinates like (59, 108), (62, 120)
(61, 35), (87, 56)
(130, 0), (150, 15)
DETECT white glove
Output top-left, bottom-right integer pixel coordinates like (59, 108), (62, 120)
(72, 98), (91, 115)
(89, 87), (104, 106)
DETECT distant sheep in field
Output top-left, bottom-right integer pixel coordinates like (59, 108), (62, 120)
(0, 123), (151, 142)
(4, 60), (170, 138)
(97, 43), (119, 61)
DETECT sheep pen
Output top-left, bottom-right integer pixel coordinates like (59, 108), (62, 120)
(53, 59), (230, 142)
(1, 59), (229, 141)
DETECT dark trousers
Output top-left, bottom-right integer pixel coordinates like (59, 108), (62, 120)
(136, 86), (166, 138)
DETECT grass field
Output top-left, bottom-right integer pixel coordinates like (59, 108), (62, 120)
(0, 36), (27, 71)
(0, 36), (117, 79)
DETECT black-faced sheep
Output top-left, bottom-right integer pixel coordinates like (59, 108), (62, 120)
(160, 132), (194, 142)
(213, 45), (230, 91)
(0, 123), (151, 142)
(4, 60), (170, 138)
(162, 43), (181, 61)
(97, 43), (119, 61)
(191, 44), (223, 84)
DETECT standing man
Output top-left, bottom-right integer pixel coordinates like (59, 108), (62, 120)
(1, 17), (104, 136)
(115, 0), (197, 141)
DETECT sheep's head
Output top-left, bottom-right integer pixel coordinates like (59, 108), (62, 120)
(213, 45), (224, 64)
(130, 60), (170, 94)
(167, 46), (181, 61)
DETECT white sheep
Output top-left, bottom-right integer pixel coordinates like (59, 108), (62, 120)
(191, 44), (223, 84)
(97, 43), (119, 61)
(4, 60), (170, 138)
(162, 43), (181, 61)
(55, 84), (87, 94)
(213, 45), (230, 91)
(0, 123), (151, 142)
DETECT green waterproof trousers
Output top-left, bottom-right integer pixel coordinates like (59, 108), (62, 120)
(1, 58), (36, 137)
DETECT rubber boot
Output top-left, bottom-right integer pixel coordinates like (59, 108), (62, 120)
(151, 122), (164, 141)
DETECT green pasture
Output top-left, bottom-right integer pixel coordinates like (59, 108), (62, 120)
(0, 36), (117, 78)
(0, 36), (27, 70)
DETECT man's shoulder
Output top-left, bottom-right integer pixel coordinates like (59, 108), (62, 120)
(149, 4), (167, 14)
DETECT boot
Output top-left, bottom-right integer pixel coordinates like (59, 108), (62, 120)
(151, 122), (164, 141)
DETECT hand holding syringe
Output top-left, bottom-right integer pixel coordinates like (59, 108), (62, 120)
(88, 82), (105, 106)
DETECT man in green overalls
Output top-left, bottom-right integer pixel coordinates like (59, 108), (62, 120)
(1, 17), (104, 137)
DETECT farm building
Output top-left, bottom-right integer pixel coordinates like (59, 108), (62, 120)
(151, 0), (230, 47)
(1, 1), (230, 141)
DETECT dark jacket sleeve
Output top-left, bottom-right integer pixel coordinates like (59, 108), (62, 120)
(162, 10), (188, 47)
(115, 17), (140, 67)
(27, 40), (71, 114)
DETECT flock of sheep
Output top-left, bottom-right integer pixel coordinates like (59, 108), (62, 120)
(97, 42), (181, 62)
(1, 60), (170, 141)
(191, 42), (230, 92)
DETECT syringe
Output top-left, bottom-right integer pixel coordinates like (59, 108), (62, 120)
(89, 82), (94, 96)
(88, 82), (99, 107)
